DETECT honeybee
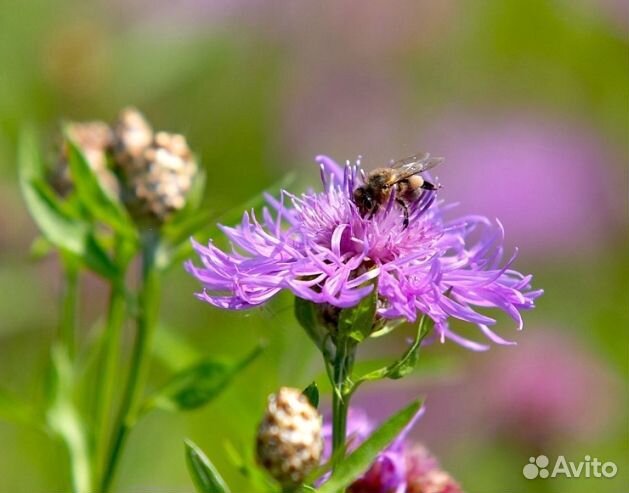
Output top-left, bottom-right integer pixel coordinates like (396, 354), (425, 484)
(353, 152), (443, 228)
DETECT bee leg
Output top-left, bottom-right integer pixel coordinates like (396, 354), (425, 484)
(396, 199), (409, 229)
(421, 180), (439, 191)
(367, 204), (379, 220)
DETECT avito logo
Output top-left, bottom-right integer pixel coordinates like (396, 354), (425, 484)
(523, 455), (617, 479)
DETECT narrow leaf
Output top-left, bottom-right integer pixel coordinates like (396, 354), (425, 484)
(65, 137), (136, 238)
(185, 439), (231, 493)
(294, 297), (326, 351)
(223, 440), (277, 492)
(369, 319), (404, 338)
(302, 382), (319, 408)
(318, 400), (422, 493)
(162, 209), (213, 251)
(45, 346), (92, 493)
(356, 316), (431, 384)
(144, 342), (265, 413)
(18, 129), (118, 279)
(385, 316), (431, 379)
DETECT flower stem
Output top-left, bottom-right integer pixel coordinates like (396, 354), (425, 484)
(59, 259), (79, 360)
(331, 338), (356, 467)
(92, 277), (127, 488)
(99, 232), (160, 493)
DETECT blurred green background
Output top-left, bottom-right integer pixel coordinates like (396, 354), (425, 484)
(0, 0), (627, 492)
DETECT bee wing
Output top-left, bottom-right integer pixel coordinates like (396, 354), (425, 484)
(390, 152), (430, 169)
(389, 153), (443, 182)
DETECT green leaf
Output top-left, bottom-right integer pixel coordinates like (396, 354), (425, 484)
(144, 342), (265, 413)
(64, 137), (136, 238)
(386, 316), (431, 379)
(45, 346), (92, 493)
(162, 209), (213, 250)
(318, 400), (422, 493)
(185, 439), (231, 493)
(294, 297), (327, 351)
(369, 319), (405, 338)
(223, 440), (277, 492)
(338, 283), (378, 343)
(302, 382), (319, 408)
(18, 128), (118, 279)
(356, 316), (431, 384)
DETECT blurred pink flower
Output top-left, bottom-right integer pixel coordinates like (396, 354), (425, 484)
(477, 329), (621, 448)
(423, 112), (624, 255)
(581, 0), (629, 35)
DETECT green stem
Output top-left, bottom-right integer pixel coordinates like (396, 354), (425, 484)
(330, 339), (356, 467)
(59, 260), (79, 360)
(56, 260), (87, 491)
(93, 278), (127, 488)
(100, 232), (160, 493)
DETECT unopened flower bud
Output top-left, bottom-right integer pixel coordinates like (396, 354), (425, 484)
(256, 387), (323, 487)
(124, 130), (198, 222)
(51, 121), (118, 197)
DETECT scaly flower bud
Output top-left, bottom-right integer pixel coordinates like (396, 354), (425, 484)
(125, 131), (197, 222)
(112, 107), (153, 170)
(112, 108), (198, 223)
(256, 387), (323, 487)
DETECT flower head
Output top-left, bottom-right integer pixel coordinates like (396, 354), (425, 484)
(186, 155), (541, 350)
(321, 407), (463, 493)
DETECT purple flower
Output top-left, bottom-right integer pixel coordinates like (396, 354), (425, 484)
(186, 156), (541, 350)
(320, 407), (463, 493)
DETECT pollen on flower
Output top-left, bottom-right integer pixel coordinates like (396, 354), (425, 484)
(256, 387), (323, 486)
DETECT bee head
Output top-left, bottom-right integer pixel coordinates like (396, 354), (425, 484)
(353, 186), (374, 214)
